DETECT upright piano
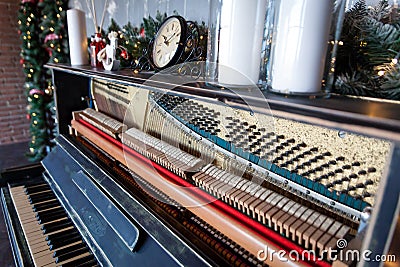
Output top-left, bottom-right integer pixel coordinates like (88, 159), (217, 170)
(1, 63), (399, 267)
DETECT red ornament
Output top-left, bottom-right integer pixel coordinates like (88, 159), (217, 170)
(20, 58), (25, 65)
(140, 28), (145, 38)
(29, 88), (44, 96)
(26, 113), (31, 120)
(18, 30), (22, 35)
(120, 50), (128, 60)
(44, 33), (59, 43)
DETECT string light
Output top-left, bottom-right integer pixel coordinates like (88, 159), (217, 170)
(392, 58), (398, 65)
(378, 70), (385, 76)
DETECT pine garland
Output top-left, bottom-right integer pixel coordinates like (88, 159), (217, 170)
(38, 0), (69, 147)
(18, 0), (69, 161)
(334, 0), (400, 100)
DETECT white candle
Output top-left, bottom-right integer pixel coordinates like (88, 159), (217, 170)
(67, 9), (89, 65)
(217, 0), (267, 86)
(269, 0), (333, 93)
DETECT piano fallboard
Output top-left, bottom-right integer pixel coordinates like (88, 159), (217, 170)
(42, 134), (211, 267)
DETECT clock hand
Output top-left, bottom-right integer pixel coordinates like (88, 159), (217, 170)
(166, 33), (175, 43)
(164, 31), (179, 46)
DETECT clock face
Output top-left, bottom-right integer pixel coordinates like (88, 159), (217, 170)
(152, 17), (184, 69)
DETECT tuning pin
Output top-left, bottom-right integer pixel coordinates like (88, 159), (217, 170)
(336, 156), (345, 162)
(364, 179), (374, 186)
(352, 161), (361, 167)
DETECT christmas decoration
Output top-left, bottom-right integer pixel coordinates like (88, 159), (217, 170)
(120, 49), (128, 60)
(86, 0), (109, 68)
(334, 0), (400, 100)
(97, 31), (121, 71)
(18, 0), (69, 161)
(90, 33), (106, 67)
(106, 11), (208, 69)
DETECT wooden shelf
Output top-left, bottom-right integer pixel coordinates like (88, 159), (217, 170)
(45, 63), (400, 142)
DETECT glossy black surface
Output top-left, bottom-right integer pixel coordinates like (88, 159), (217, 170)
(42, 135), (209, 267)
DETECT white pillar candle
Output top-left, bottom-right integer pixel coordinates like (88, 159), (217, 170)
(269, 0), (333, 93)
(67, 9), (89, 65)
(218, 0), (267, 86)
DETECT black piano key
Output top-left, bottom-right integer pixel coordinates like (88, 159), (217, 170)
(28, 191), (55, 202)
(24, 183), (48, 192)
(49, 234), (82, 250)
(29, 193), (56, 204)
(33, 200), (59, 212)
(38, 211), (66, 224)
(43, 220), (74, 234)
(36, 208), (66, 221)
(55, 247), (90, 263)
(41, 218), (70, 231)
(36, 207), (64, 219)
(46, 228), (77, 241)
(24, 183), (50, 194)
(59, 254), (95, 267)
(53, 242), (87, 258)
(76, 259), (98, 267)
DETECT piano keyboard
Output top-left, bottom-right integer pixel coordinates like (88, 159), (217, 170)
(8, 182), (98, 267)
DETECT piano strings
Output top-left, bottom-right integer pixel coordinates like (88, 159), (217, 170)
(71, 79), (391, 266)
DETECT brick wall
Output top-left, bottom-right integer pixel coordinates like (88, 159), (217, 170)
(0, 0), (30, 144)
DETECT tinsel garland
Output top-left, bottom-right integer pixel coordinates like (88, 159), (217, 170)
(18, 0), (69, 162)
(334, 0), (400, 100)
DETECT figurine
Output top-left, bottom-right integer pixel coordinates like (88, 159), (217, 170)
(97, 31), (120, 71)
